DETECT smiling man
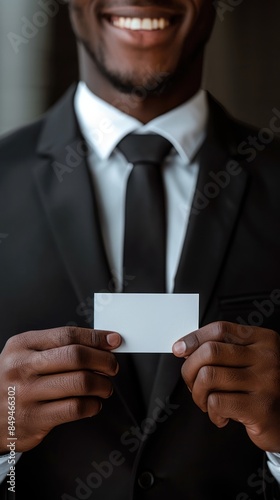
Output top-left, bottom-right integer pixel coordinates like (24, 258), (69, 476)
(0, 1), (280, 499)
(69, 0), (214, 121)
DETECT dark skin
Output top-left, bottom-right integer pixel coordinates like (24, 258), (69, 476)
(0, 0), (280, 457)
(0, 328), (121, 453)
(68, 0), (216, 123)
(173, 322), (280, 452)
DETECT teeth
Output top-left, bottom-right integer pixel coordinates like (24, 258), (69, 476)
(152, 19), (159, 29)
(111, 17), (170, 31)
(124, 17), (131, 29)
(131, 18), (142, 30)
(142, 18), (153, 30)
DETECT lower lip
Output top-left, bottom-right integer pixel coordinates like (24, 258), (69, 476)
(102, 17), (182, 49)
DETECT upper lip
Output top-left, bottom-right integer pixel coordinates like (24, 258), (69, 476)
(101, 5), (185, 20)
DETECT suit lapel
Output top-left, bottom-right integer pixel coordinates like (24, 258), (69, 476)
(150, 97), (250, 415)
(33, 86), (143, 423)
(174, 98), (250, 325)
(34, 85), (112, 308)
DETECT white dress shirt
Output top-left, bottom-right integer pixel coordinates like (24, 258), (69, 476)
(1, 81), (279, 487)
(75, 81), (206, 293)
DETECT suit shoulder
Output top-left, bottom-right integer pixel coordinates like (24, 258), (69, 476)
(0, 117), (45, 164)
(0, 84), (77, 166)
(207, 92), (280, 163)
(208, 92), (274, 137)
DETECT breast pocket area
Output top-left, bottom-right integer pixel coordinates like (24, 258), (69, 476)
(218, 290), (280, 333)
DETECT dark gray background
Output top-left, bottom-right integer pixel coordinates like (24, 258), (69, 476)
(1, 0), (280, 136)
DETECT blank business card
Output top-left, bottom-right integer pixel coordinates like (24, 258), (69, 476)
(93, 293), (199, 353)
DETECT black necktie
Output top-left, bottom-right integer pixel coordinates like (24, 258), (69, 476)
(117, 133), (172, 293)
(117, 133), (172, 409)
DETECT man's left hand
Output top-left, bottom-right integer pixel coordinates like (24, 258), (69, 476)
(172, 321), (280, 452)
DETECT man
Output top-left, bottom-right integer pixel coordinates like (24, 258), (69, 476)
(0, 0), (280, 499)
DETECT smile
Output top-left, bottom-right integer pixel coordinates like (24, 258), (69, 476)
(100, 6), (185, 49)
(110, 16), (171, 31)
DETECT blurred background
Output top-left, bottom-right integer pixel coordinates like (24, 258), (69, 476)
(1, 0), (280, 136)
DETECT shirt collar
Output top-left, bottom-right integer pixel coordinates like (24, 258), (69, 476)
(74, 81), (208, 163)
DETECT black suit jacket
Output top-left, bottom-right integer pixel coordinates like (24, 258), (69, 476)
(0, 86), (280, 500)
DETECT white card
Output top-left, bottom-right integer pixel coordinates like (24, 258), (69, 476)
(93, 293), (199, 353)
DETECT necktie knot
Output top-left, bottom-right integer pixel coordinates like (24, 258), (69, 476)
(117, 133), (172, 166)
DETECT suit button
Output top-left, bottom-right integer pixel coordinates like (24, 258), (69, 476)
(138, 471), (155, 490)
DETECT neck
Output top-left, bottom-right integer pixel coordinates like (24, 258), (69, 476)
(78, 48), (204, 123)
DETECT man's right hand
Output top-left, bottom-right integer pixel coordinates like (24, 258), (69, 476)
(0, 327), (122, 454)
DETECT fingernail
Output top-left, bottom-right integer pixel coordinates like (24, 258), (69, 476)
(107, 333), (120, 347)
(173, 340), (187, 356)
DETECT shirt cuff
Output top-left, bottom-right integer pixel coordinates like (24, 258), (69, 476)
(266, 452), (280, 485)
(0, 453), (22, 484)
